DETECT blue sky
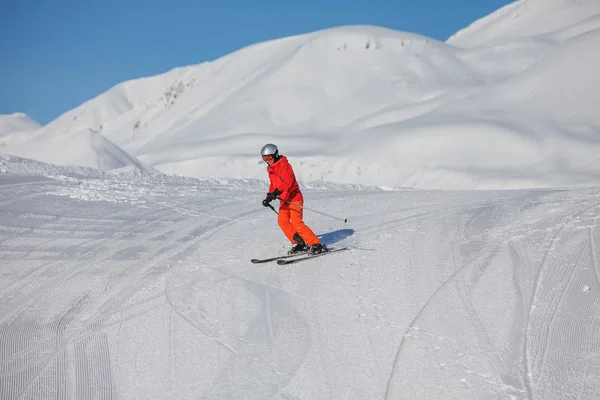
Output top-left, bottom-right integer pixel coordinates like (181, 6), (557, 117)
(1, 0), (514, 125)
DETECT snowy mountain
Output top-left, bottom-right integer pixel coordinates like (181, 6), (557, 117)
(0, 113), (41, 147)
(0, 113), (40, 135)
(6, 124), (150, 171)
(2, 155), (600, 399)
(448, 0), (600, 46)
(4, 0), (600, 190)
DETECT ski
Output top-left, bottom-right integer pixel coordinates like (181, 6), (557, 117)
(276, 247), (349, 265)
(251, 252), (307, 264)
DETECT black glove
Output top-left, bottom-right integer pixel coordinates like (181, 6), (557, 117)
(262, 188), (282, 207)
(268, 188), (282, 201)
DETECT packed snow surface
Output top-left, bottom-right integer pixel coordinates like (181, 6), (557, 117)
(1, 154), (599, 399)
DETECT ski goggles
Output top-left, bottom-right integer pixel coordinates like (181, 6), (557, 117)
(262, 154), (274, 161)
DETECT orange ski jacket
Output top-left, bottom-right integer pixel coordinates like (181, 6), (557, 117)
(267, 156), (301, 202)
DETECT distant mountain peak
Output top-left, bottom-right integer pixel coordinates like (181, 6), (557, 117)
(3, 2), (600, 190)
(448, 0), (600, 47)
(0, 113), (41, 136)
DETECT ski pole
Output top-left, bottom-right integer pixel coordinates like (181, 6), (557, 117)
(277, 197), (347, 223)
(268, 204), (278, 215)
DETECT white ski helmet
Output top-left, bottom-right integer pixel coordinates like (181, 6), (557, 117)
(260, 143), (279, 159)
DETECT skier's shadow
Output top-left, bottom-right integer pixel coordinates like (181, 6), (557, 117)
(318, 229), (355, 246)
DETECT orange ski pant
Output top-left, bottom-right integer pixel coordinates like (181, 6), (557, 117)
(278, 193), (321, 246)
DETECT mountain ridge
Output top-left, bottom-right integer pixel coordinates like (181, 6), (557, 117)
(3, 1), (600, 190)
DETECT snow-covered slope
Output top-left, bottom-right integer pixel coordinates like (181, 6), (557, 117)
(4, 0), (600, 189)
(448, 0), (600, 47)
(0, 113), (41, 147)
(8, 125), (150, 171)
(0, 113), (40, 135)
(2, 157), (600, 399)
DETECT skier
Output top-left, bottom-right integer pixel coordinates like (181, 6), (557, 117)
(260, 143), (326, 255)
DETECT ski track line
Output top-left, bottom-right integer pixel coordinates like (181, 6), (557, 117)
(507, 242), (530, 397)
(7, 305), (86, 399)
(383, 193), (566, 399)
(519, 220), (565, 400)
(361, 197), (501, 237)
(76, 204), (237, 318)
(162, 221), (279, 363)
(165, 255), (281, 355)
(0, 292), (166, 370)
(589, 207), (600, 291)
(521, 201), (600, 400)
(505, 185), (572, 377)
(510, 201), (583, 398)
(1, 294), (166, 377)
(1, 205), (177, 399)
(0, 205), (173, 325)
(161, 205), (268, 356)
(0, 182), (171, 268)
(545, 223), (599, 399)
(536, 240), (586, 385)
(0, 192), (219, 319)
(453, 201), (531, 395)
(3, 300), (163, 400)
(455, 248), (509, 384)
(164, 223), (311, 399)
(452, 205), (513, 392)
(212, 268), (310, 399)
(1, 190), (255, 399)
(2, 247), (188, 398)
(0, 203), (166, 304)
(0, 180), (80, 246)
(164, 279), (243, 359)
(382, 200), (493, 398)
(1, 186), (163, 294)
(383, 210), (468, 400)
(84, 208), (241, 323)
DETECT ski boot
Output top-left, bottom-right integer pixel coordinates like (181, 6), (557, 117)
(309, 243), (327, 254)
(288, 233), (308, 255)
